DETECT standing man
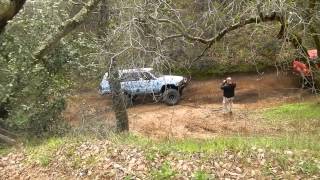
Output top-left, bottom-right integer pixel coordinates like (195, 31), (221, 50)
(221, 77), (236, 114)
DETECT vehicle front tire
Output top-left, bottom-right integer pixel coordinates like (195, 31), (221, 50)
(163, 89), (180, 106)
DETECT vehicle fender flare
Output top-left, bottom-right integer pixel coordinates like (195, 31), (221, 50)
(160, 84), (178, 93)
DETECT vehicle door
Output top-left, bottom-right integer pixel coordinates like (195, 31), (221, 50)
(140, 72), (159, 94)
(120, 72), (142, 95)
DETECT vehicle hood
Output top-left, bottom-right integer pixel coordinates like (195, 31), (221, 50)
(157, 75), (184, 84)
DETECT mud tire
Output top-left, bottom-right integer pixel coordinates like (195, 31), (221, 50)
(163, 89), (180, 106)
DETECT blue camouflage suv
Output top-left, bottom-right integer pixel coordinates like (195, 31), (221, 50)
(99, 68), (188, 105)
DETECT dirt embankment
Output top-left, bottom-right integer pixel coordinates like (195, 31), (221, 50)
(64, 72), (312, 138)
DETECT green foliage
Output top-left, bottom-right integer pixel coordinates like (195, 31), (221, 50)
(151, 162), (176, 180)
(113, 133), (320, 154)
(175, 62), (270, 79)
(263, 102), (320, 122)
(26, 137), (65, 166)
(275, 154), (290, 171)
(193, 170), (211, 180)
(124, 175), (135, 180)
(257, 40), (282, 60)
(0, 0), (103, 135)
(145, 149), (157, 161)
(314, 71), (320, 87)
(27, 98), (67, 134)
(0, 144), (12, 156)
(297, 160), (319, 175)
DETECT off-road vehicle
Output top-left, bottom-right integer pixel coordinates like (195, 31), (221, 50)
(99, 68), (188, 105)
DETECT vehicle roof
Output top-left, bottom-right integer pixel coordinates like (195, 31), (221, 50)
(119, 68), (153, 73)
(103, 68), (153, 79)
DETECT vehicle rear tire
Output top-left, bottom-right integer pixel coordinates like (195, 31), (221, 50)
(163, 89), (180, 106)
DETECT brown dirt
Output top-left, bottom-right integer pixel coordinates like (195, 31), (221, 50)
(63, 72), (313, 139)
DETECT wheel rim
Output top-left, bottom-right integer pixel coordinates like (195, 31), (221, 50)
(169, 94), (176, 102)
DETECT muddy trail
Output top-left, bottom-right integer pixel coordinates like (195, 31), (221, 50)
(64, 72), (313, 139)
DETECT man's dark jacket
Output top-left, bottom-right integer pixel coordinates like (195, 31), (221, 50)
(221, 83), (236, 98)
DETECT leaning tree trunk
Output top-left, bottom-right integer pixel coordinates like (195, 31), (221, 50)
(0, 133), (16, 145)
(0, 0), (26, 34)
(0, 0), (26, 144)
(0, 0), (101, 144)
(97, 0), (109, 38)
(33, 0), (101, 61)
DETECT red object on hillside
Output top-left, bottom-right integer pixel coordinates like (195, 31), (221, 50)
(292, 60), (311, 76)
(308, 49), (318, 59)
(292, 49), (320, 76)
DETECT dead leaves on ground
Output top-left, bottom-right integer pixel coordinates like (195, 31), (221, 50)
(0, 140), (319, 179)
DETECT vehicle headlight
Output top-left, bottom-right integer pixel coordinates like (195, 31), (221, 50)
(177, 78), (187, 86)
(183, 77), (187, 83)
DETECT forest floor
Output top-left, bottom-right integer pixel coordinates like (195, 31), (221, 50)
(64, 72), (315, 138)
(1, 72), (319, 179)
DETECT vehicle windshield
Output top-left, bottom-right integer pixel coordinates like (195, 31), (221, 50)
(150, 70), (162, 78)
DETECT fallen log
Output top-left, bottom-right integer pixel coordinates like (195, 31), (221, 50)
(0, 127), (17, 138)
(0, 133), (16, 145)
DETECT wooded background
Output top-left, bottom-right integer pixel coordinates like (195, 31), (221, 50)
(0, 0), (319, 141)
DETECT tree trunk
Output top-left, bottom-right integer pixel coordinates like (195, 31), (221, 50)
(0, 73), (22, 120)
(0, 0), (26, 34)
(0, 102), (9, 119)
(98, 0), (129, 132)
(97, 0), (109, 37)
(109, 59), (129, 132)
(307, 0), (320, 53)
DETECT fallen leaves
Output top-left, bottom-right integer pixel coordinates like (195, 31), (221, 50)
(0, 141), (319, 179)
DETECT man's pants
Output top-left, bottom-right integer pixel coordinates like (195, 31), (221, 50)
(223, 97), (234, 113)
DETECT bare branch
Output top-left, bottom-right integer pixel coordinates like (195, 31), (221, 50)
(160, 34), (183, 44)
(149, 16), (210, 44)
(151, 11), (283, 46)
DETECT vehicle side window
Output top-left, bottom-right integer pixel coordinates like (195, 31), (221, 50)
(120, 73), (128, 81)
(120, 72), (140, 81)
(141, 72), (154, 80)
